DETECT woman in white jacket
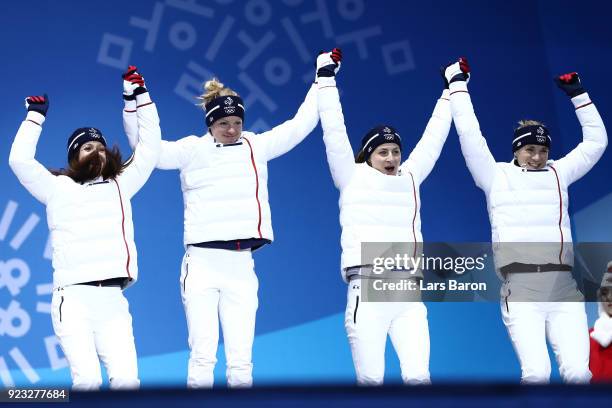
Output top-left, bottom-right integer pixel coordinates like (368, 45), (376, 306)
(123, 59), (324, 389)
(444, 58), (607, 384)
(8, 67), (161, 390)
(317, 51), (452, 385)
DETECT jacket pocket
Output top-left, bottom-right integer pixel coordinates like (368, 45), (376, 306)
(182, 262), (190, 293)
(504, 288), (511, 313)
(59, 296), (65, 323)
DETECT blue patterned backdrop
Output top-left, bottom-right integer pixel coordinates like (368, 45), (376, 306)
(0, 0), (610, 387)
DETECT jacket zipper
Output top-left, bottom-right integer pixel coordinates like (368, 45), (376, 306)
(408, 172), (418, 258)
(549, 165), (564, 263)
(242, 137), (263, 239)
(113, 180), (131, 278)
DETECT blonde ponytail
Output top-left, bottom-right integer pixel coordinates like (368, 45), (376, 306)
(197, 78), (239, 108)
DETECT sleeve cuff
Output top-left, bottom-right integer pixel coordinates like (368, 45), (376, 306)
(440, 89), (450, 100)
(571, 92), (591, 109)
(124, 99), (137, 112)
(317, 76), (336, 89)
(449, 81), (468, 94)
(135, 92), (152, 107)
(25, 111), (46, 126)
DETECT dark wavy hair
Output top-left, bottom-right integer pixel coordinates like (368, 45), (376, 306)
(51, 145), (131, 183)
(355, 149), (368, 164)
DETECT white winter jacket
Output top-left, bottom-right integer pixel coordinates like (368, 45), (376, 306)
(123, 84), (318, 246)
(9, 95), (161, 289)
(318, 77), (452, 281)
(449, 81), (607, 271)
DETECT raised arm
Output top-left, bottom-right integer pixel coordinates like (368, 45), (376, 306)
(255, 81), (319, 161)
(116, 70), (161, 198)
(401, 86), (451, 184)
(122, 66), (140, 151)
(550, 72), (607, 184)
(9, 95), (57, 204)
(121, 66), (190, 170)
(445, 58), (497, 193)
(317, 49), (355, 190)
(124, 107), (192, 170)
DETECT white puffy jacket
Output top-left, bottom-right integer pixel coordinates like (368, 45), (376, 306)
(449, 81), (607, 271)
(9, 95), (161, 289)
(123, 84), (318, 246)
(318, 77), (452, 281)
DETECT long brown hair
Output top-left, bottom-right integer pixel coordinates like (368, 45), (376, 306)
(51, 145), (129, 183)
(355, 149), (368, 164)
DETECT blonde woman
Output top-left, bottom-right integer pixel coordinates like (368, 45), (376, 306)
(445, 58), (607, 383)
(124, 64), (322, 388)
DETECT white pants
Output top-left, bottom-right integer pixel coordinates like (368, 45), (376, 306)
(344, 279), (431, 386)
(501, 300), (591, 384)
(181, 246), (258, 388)
(51, 285), (139, 391)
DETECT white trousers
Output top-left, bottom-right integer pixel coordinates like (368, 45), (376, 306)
(181, 246), (258, 388)
(344, 279), (431, 386)
(51, 285), (139, 391)
(501, 300), (591, 384)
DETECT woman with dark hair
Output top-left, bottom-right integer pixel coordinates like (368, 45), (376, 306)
(318, 50), (451, 385)
(8, 66), (161, 390)
(53, 128), (128, 182)
(445, 57), (607, 383)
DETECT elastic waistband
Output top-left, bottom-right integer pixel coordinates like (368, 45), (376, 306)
(76, 277), (129, 288)
(190, 238), (271, 251)
(345, 265), (373, 279)
(500, 263), (572, 274)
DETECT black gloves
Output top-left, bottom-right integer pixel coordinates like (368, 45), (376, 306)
(554, 72), (585, 98)
(25, 94), (49, 117)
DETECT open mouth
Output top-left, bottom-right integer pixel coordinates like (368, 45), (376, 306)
(384, 166), (395, 173)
